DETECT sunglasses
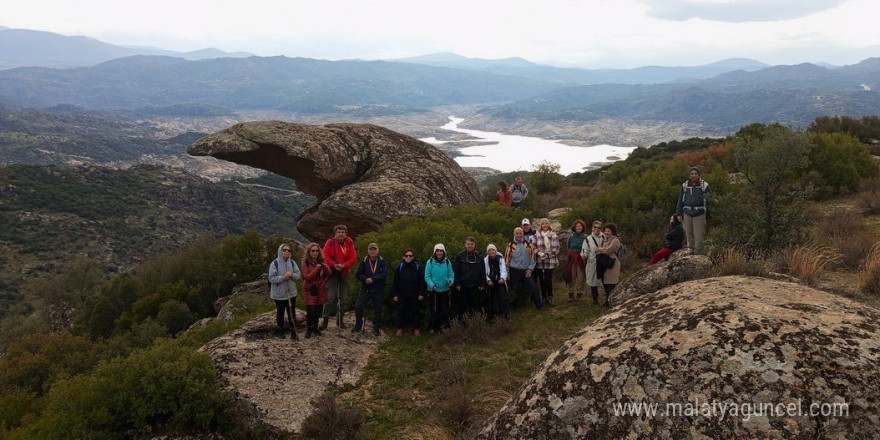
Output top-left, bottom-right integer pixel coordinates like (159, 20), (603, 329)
(282, 249), (291, 252)
(404, 254), (414, 258)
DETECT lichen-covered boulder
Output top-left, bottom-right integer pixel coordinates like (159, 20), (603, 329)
(188, 121), (481, 241)
(608, 249), (712, 307)
(478, 276), (880, 439)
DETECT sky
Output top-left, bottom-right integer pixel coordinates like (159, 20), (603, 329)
(1, 0), (878, 68)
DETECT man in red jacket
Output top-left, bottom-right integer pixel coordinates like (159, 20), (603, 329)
(321, 224), (357, 329)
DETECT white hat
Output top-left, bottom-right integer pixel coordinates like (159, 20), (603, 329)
(486, 244), (497, 252)
(521, 218), (530, 225)
(433, 243), (446, 253)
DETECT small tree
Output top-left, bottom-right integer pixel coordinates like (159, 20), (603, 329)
(530, 161), (564, 194)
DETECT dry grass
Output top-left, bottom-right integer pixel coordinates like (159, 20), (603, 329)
(784, 244), (843, 286)
(816, 210), (878, 269)
(712, 247), (768, 277)
(301, 392), (365, 440)
(856, 179), (880, 215)
(400, 424), (455, 440)
(859, 243), (880, 295)
(436, 312), (514, 345)
(533, 185), (593, 213)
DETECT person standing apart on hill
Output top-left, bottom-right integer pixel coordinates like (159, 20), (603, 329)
(648, 215), (685, 265)
(505, 227), (543, 310)
(521, 218), (537, 243)
(453, 237), (486, 320)
(596, 223), (621, 307)
(301, 243), (331, 339)
(511, 176), (530, 208)
(268, 243), (301, 339)
(484, 244), (509, 321)
(581, 220), (605, 305)
(354, 243), (389, 336)
(425, 244), (455, 334)
(534, 218), (560, 306)
(581, 220), (605, 304)
(566, 219), (588, 302)
(495, 180), (513, 206)
(392, 249), (426, 337)
(676, 166), (711, 254)
(321, 225), (357, 330)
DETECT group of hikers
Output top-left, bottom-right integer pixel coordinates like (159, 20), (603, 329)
(268, 166), (711, 339)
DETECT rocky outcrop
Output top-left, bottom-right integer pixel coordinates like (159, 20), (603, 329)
(478, 276), (880, 439)
(188, 122), (481, 240)
(200, 311), (381, 435)
(608, 249), (713, 307)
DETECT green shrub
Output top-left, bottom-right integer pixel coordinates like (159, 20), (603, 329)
(809, 132), (879, 194)
(11, 339), (225, 440)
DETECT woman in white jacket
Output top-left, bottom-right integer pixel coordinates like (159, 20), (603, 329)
(580, 220), (605, 305)
(483, 244), (509, 321)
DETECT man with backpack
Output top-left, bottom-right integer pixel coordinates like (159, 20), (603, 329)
(676, 166), (711, 254)
(511, 176), (530, 208)
(505, 227), (543, 310)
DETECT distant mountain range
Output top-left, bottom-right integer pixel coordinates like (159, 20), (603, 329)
(391, 52), (770, 85)
(0, 28), (252, 70)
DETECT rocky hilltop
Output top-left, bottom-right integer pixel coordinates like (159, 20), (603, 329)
(189, 121), (482, 240)
(478, 276), (880, 439)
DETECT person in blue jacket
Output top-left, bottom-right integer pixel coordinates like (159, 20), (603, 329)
(425, 243), (455, 334)
(353, 242), (389, 336)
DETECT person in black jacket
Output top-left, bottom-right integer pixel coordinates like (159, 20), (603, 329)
(392, 249), (426, 337)
(648, 215), (685, 265)
(354, 242), (389, 336)
(453, 236), (487, 320)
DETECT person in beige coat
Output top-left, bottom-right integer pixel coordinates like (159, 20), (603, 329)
(596, 222), (621, 307)
(580, 220), (605, 305)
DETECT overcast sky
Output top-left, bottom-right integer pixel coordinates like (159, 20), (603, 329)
(2, 0), (878, 68)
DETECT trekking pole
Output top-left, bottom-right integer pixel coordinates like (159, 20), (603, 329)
(286, 281), (299, 341)
(336, 283), (343, 328)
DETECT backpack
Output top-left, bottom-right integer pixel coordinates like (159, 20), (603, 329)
(398, 261), (420, 274)
(617, 242), (628, 266)
(267, 260), (279, 290)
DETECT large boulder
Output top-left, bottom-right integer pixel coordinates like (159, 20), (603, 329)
(478, 276), (880, 439)
(200, 311), (381, 435)
(188, 121), (481, 240)
(608, 249), (713, 307)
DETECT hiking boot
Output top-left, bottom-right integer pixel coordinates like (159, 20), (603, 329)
(305, 330), (313, 339)
(414, 329), (421, 337)
(275, 327), (284, 339)
(373, 328), (381, 337)
(290, 330), (299, 341)
(319, 317), (328, 330)
(351, 325), (362, 333)
(396, 328), (403, 337)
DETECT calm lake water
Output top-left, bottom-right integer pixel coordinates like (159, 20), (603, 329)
(420, 116), (637, 175)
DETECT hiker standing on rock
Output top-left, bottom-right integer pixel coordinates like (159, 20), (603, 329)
(425, 243), (455, 334)
(565, 219), (588, 302)
(676, 165), (711, 254)
(534, 218), (559, 306)
(581, 220), (605, 305)
(268, 243), (301, 339)
(301, 242), (331, 339)
(392, 249), (426, 337)
(321, 225), (357, 330)
(511, 176), (529, 208)
(354, 242), (389, 336)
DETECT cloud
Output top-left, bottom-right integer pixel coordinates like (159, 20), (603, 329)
(641, 0), (848, 22)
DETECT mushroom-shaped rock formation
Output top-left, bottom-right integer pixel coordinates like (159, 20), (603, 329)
(188, 121), (481, 240)
(608, 249), (713, 307)
(478, 276), (880, 439)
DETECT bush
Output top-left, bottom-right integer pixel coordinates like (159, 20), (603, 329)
(859, 243), (880, 295)
(711, 248), (768, 277)
(436, 312), (514, 345)
(783, 245), (841, 285)
(816, 210), (877, 269)
(855, 179), (880, 214)
(808, 132), (879, 194)
(436, 386), (477, 435)
(10, 339), (226, 440)
(301, 393), (364, 440)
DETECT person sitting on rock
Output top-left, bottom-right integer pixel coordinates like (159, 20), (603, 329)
(425, 243), (455, 334)
(495, 180), (513, 206)
(301, 242), (332, 338)
(453, 236), (486, 320)
(505, 227), (543, 310)
(648, 215), (685, 266)
(353, 242), (388, 336)
(392, 249), (426, 337)
(268, 243), (301, 339)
